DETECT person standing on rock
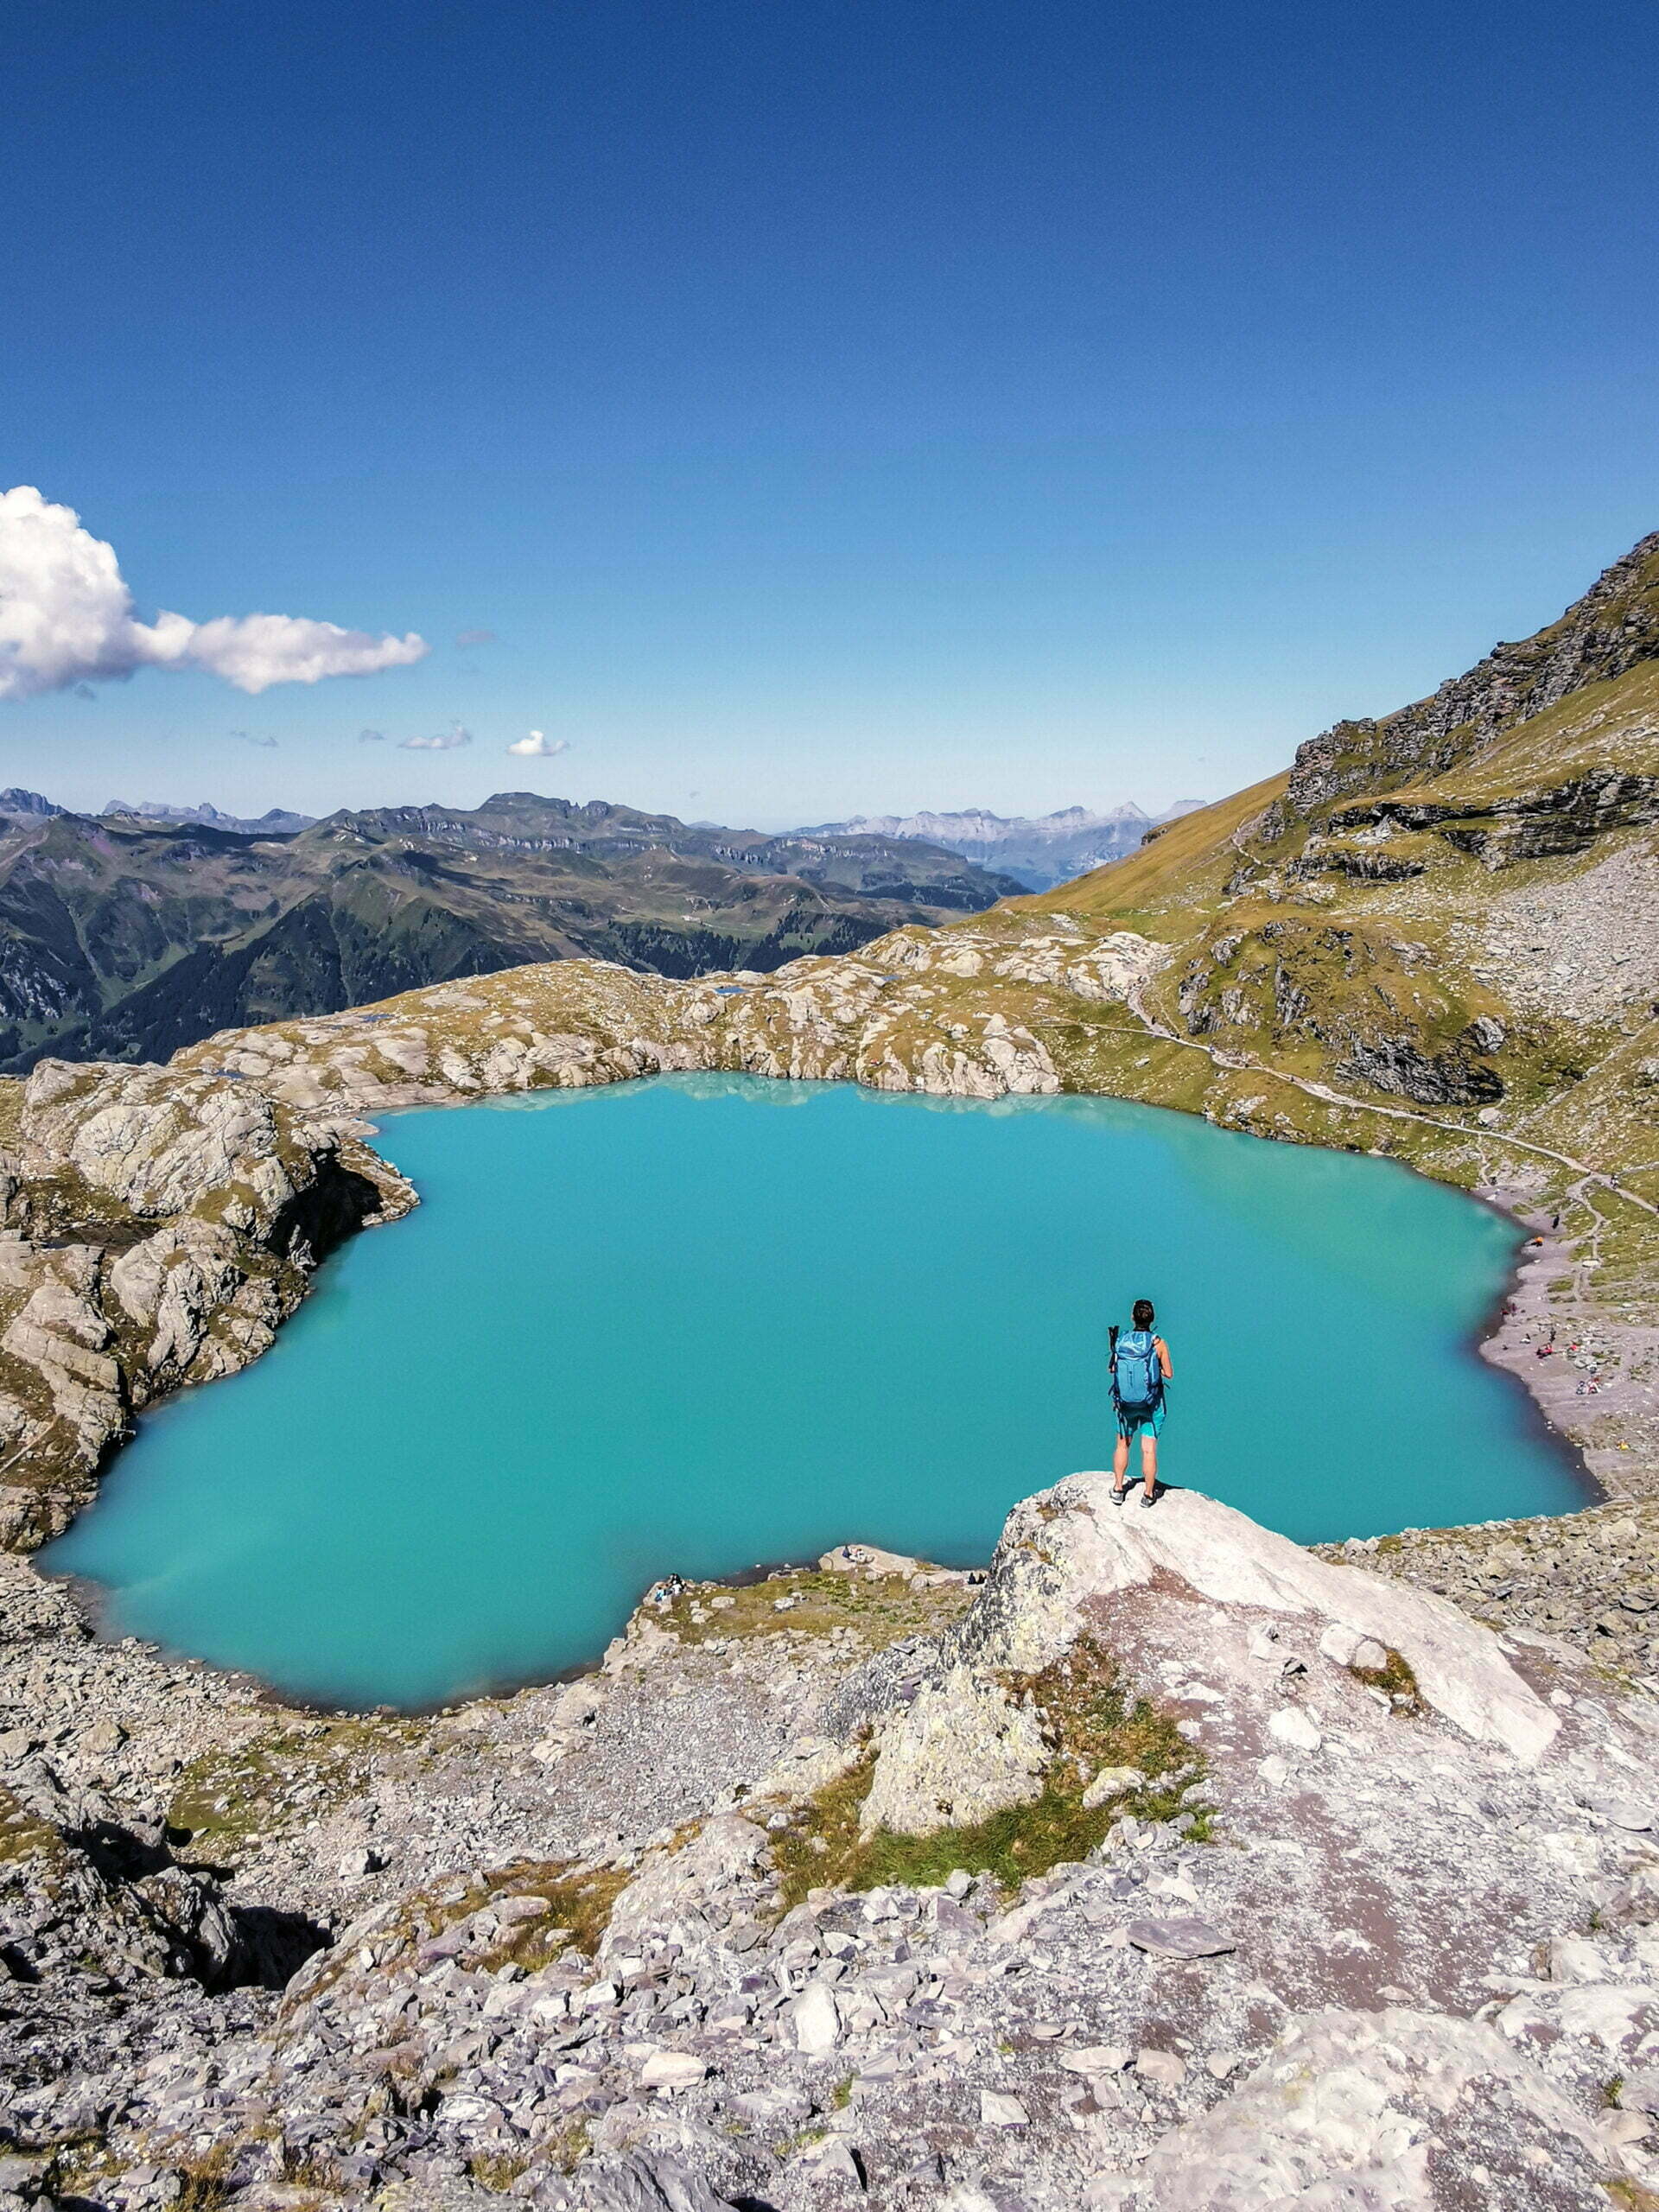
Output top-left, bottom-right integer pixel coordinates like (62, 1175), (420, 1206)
(1110, 1299), (1172, 1508)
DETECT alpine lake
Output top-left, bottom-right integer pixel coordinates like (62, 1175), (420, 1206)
(46, 1074), (1582, 1708)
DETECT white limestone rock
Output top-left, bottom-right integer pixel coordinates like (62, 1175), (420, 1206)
(1268, 1707), (1323, 1753)
(982, 1476), (1558, 1764)
(858, 1666), (1049, 1839)
(790, 1979), (841, 2056)
(1319, 1620), (1389, 1672)
(1089, 2008), (1614, 2209)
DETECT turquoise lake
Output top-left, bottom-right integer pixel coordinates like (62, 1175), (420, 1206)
(46, 1074), (1582, 1708)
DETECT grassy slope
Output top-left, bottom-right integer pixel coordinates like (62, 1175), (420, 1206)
(996, 662), (1657, 1197)
(1010, 771), (1291, 933)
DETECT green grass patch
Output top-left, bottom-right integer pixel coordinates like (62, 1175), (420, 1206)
(770, 1636), (1210, 1907)
(1352, 1646), (1426, 1715)
(0, 1783), (64, 1868)
(468, 2153), (533, 2191)
(472, 1859), (632, 1971)
(168, 2144), (236, 2212)
(658, 1566), (973, 1649)
(287, 1854), (628, 2011)
(168, 1714), (424, 1860)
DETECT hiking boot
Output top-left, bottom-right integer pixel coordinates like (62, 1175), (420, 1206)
(1140, 1489), (1156, 1509)
(1111, 1485), (1128, 1505)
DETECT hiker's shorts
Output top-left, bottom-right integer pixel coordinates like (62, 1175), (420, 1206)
(1116, 1399), (1166, 1441)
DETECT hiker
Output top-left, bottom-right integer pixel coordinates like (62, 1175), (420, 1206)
(1110, 1298), (1173, 1508)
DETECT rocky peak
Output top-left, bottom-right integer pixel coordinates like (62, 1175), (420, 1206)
(0, 788), (62, 820)
(1283, 530), (1659, 819)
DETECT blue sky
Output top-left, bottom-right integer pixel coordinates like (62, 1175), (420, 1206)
(3, 0), (1656, 825)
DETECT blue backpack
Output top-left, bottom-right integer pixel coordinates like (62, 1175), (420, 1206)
(1112, 1327), (1163, 1412)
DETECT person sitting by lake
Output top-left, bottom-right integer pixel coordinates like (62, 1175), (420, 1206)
(1110, 1297), (1172, 1509)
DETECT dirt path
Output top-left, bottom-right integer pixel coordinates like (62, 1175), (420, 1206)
(1122, 987), (1658, 1214)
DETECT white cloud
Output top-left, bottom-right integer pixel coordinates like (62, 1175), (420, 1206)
(184, 613), (426, 693)
(0, 486), (429, 701)
(400, 722), (473, 752)
(506, 728), (568, 758)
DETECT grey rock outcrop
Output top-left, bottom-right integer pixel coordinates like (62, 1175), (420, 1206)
(0, 1057), (412, 1547)
(837, 1480), (1559, 1848)
(1284, 531), (1659, 815)
(1090, 2008), (1615, 2209)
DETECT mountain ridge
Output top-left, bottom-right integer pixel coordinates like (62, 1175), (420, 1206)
(804, 798), (1207, 888)
(0, 792), (1023, 1071)
(104, 798), (317, 836)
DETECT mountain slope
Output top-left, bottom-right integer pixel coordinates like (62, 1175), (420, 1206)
(1016, 535), (1659, 1126)
(0, 794), (1023, 1069)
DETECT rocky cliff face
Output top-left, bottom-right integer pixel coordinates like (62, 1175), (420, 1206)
(3, 1478), (1656, 2209)
(0, 1058), (411, 1549)
(1284, 531), (1659, 816)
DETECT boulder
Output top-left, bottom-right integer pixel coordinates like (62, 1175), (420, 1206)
(1088, 2009), (1614, 2209)
(860, 1665), (1048, 1838)
(790, 1978), (842, 2056)
(963, 1478), (1558, 1764)
(1319, 1620), (1389, 1672)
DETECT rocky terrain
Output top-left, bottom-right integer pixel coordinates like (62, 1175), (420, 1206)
(1322, 1497), (1659, 1679)
(0, 795), (1021, 1074)
(4, 1478), (1659, 2211)
(0, 1060), (412, 1550)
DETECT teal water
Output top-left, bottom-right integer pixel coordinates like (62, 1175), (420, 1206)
(47, 1075), (1581, 1709)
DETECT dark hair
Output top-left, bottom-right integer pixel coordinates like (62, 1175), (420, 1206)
(1132, 1298), (1155, 1330)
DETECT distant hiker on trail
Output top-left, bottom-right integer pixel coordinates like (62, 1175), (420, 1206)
(1110, 1298), (1172, 1509)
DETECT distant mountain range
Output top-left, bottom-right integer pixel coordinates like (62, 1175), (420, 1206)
(105, 798), (319, 836)
(804, 802), (1207, 889)
(0, 791), (1024, 1070)
(0, 791), (318, 836)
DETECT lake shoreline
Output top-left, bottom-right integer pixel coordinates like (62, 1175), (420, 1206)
(36, 1076), (1608, 1718)
(1471, 1194), (1605, 1507)
(22, 1126), (1645, 1718)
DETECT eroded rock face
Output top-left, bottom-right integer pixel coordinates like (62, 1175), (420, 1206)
(0, 1058), (413, 1548)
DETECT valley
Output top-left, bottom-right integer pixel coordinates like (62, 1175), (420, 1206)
(0, 797), (1022, 1073)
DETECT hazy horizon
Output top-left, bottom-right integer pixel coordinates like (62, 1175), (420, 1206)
(0, 782), (1210, 838)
